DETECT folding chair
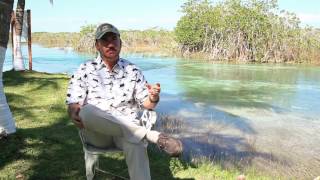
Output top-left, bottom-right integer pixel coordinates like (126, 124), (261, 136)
(79, 109), (157, 180)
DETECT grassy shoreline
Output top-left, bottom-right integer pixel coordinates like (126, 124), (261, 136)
(0, 70), (274, 179)
(31, 31), (320, 65)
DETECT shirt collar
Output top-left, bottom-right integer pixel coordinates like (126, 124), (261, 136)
(94, 55), (125, 78)
(93, 55), (104, 70)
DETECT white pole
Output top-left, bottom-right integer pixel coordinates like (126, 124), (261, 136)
(0, 46), (16, 134)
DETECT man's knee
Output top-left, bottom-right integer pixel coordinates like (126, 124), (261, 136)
(79, 105), (124, 137)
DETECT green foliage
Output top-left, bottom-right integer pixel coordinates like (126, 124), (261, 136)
(32, 32), (80, 48)
(175, 0), (212, 50)
(175, 0), (320, 63)
(121, 28), (176, 48)
(32, 24), (177, 55)
(79, 24), (96, 36)
(75, 28), (177, 55)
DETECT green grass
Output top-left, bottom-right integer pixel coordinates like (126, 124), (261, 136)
(1, 71), (272, 179)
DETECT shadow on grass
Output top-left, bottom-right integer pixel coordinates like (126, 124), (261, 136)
(181, 134), (286, 170)
(96, 147), (195, 180)
(1, 71), (91, 179)
(148, 145), (195, 180)
(3, 70), (69, 92)
(5, 93), (35, 118)
(0, 109), (194, 179)
(0, 104), (86, 179)
(1, 71), (194, 179)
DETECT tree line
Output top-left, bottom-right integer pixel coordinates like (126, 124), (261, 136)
(33, 27), (177, 56)
(175, 0), (320, 63)
(32, 0), (320, 64)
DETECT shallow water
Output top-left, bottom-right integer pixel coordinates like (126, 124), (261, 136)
(4, 45), (320, 178)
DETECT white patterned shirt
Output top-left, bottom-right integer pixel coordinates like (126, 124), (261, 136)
(66, 56), (149, 120)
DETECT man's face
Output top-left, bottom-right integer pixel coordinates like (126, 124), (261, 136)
(96, 32), (121, 61)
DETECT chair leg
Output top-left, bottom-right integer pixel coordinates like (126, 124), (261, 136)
(84, 149), (99, 180)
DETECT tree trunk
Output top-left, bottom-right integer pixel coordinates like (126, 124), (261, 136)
(0, 0), (16, 134)
(13, 0), (26, 71)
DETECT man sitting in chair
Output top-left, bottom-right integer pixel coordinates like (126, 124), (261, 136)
(66, 23), (183, 180)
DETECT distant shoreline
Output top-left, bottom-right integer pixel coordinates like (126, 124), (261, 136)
(30, 32), (320, 65)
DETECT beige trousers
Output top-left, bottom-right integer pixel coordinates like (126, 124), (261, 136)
(79, 104), (151, 180)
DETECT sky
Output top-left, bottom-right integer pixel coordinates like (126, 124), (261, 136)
(18, 0), (320, 32)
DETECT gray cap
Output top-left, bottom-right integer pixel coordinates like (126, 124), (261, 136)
(95, 23), (120, 39)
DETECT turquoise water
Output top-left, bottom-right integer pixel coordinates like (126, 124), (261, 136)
(4, 45), (91, 73)
(4, 45), (320, 177)
(5, 45), (320, 117)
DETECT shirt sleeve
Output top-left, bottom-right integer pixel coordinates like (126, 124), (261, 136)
(134, 69), (149, 108)
(66, 63), (88, 105)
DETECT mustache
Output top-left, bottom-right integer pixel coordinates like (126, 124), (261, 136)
(107, 46), (117, 51)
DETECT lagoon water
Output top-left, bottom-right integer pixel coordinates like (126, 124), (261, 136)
(4, 45), (320, 178)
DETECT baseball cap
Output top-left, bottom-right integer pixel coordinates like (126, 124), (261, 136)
(95, 23), (120, 39)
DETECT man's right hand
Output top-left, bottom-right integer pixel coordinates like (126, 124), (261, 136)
(67, 103), (84, 129)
